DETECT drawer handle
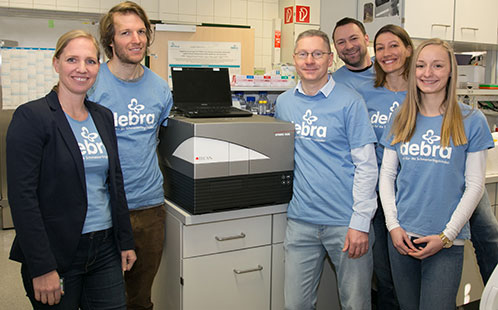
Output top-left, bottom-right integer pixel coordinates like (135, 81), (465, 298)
(233, 265), (263, 274)
(461, 27), (479, 31)
(215, 232), (246, 242)
(432, 23), (451, 28)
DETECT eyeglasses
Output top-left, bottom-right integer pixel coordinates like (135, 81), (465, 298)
(294, 51), (331, 59)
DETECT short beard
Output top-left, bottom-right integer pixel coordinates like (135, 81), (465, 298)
(113, 45), (145, 65)
(341, 49), (367, 69)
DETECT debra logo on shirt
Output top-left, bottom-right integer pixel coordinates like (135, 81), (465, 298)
(113, 98), (155, 128)
(371, 101), (399, 126)
(293, 109), (327, 139)
(78, 127), (105, 156)
(400, 129), (452, 161)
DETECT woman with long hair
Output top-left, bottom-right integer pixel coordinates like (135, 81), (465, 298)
(358, 24), (413, 310)
(379, 38), (494, 309)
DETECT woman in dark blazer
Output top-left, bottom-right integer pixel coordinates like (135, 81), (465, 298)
(6, 30), (136, 309)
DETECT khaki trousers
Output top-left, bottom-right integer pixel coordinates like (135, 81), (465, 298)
(125, 205), (166, 310)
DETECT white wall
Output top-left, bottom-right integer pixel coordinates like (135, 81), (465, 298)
(0, 16), (98, 48)
(319, 1), (357, 39)
(0, 0), (280, 73)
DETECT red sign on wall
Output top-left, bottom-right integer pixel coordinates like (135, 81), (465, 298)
(284, 6), (293, 24)
(296, 6), (310, 23)
(274, 30), (281, 48)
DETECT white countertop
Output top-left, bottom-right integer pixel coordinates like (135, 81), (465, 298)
(486, 173), (498, 184)
(165, 199), (288, 225)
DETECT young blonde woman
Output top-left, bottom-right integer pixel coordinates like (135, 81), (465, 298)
(379, 38), (494, 310)
(7, 30), (136, 309)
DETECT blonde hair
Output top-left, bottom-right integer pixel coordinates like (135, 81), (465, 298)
(54, 30), (100, 61)
(390, 38), (467, 147)
(53, 30), (100, 93)
(295, 29), (331, 53)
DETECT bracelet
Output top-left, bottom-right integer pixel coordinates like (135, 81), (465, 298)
(439, 232), (453, 248)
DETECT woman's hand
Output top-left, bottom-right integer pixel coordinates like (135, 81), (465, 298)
(390, 227), (418, 255)
(408, 235), (444, 260)
(121, 249), (137, 271)
(32, 270), (63, 305)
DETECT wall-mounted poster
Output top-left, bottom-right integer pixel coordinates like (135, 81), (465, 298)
(167, 41), (241, 88)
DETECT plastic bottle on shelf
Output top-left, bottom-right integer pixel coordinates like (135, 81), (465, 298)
(231, 93), (240, 108)
(234, 91), (247, 110)
(246, 96), (257, 114)
(267, 97), (275, 117)
(257, 91), (269, 115)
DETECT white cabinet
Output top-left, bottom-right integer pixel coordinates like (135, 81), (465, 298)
(152, 202), (341, 309)
(271, 243), (285, 310)
(403, 0), (454, 41)
(358, 0), (498, 44)
(183, 246), (271, 310)
(151, 201), (287, 310)
(486, 181), (497, 218)
(454, 0), (498, 44)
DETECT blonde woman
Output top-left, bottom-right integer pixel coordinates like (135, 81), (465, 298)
(7, 30), (135, 309)
(379, 38), (494, 310)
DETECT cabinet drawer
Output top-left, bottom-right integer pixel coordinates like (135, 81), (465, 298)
(272, 213), (287, 244)
(486, 183), (497, 206)
(183, 246), (271, 310)
(183, 215), (271, 258)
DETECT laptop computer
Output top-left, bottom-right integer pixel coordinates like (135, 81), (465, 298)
(171, 67), (253, 118)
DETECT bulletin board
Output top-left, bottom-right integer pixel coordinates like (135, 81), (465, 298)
(149, 25), (255, 84)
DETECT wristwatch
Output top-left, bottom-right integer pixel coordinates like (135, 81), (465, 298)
(439, 232), (453, 248)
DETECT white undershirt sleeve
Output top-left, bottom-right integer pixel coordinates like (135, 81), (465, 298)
(378, 148), (400, 231)
(349, 143), (378, 233)
(443, 150), (487, 241)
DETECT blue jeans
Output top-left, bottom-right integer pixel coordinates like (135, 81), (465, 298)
(470, 190), (498, 284)
(387, 234), (464, 310)
(284, 218), (374, 310)
(372, 201), (400, 310)
(21, 228), (126, 310)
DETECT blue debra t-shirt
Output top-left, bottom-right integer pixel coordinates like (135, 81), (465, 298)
(275, 78), (376, 226)
(357, 82), (406, 167)
(332, 62), (375, 92)
(380, 103), (494, 239)
(88, 63), (173, 210)
(66, 113), (112, 234)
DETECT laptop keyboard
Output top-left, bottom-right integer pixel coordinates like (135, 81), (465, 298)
(183, 106), (252, 117)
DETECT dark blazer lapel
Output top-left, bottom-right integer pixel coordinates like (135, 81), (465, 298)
(46, 91), (86, 189)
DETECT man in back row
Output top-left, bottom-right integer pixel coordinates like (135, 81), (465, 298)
(332, 17), (400, 310)
(88, 2), (173, 309)
(332, 17), (374, 90)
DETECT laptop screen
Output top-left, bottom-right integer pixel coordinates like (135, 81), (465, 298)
(171, 67), (232, 109)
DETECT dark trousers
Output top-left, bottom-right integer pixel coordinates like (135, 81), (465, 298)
(469, 190), (498, 284)
(21, 228), (126, 310)
(372, 200), (400, 310)
(125, 205), (166, 310)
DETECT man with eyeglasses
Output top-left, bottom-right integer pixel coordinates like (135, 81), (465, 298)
(274, 29), (378, 310)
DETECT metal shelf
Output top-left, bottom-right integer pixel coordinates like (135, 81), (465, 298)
(231, 86), (294, 92)
(456, 89), (498, 96)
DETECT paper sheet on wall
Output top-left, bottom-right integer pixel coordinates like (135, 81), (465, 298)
(1, 47), (58, 110)
(167, 41), (241, 88)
